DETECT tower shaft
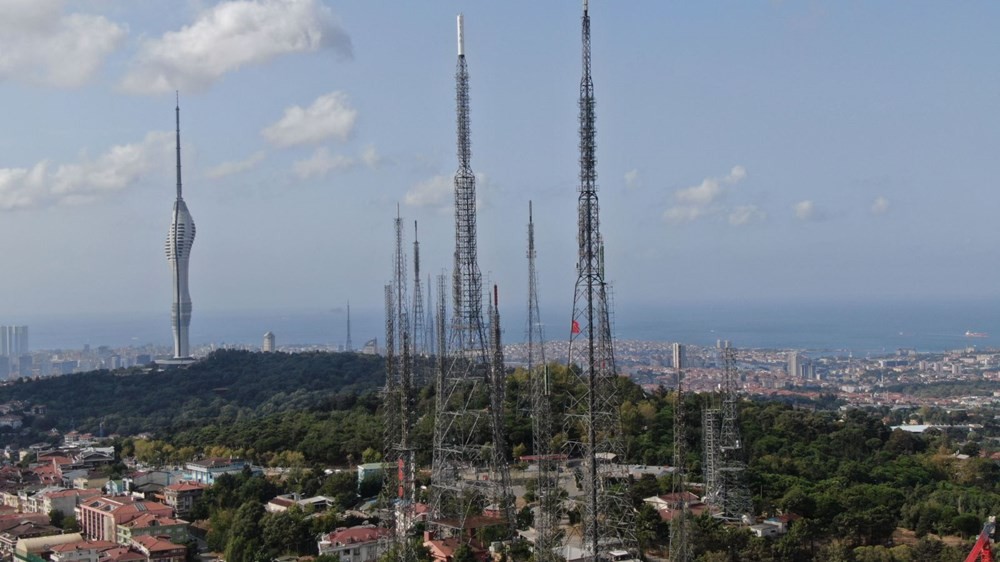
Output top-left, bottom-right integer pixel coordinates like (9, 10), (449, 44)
(527, 203), (559, 561)
(565, 3), (636, 557)
(413, 221), (426, 358)
(670, 361), (693, 562)
(382, 213), (418, 561)
(431, 14), (514, 542)
(166, 97), (195, 360)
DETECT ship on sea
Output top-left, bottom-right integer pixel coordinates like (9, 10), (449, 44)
(965, 330), (989, 338)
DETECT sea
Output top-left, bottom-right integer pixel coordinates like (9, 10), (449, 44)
(18, 298), (1000, 356)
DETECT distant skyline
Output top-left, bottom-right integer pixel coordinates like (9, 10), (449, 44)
(1, 1), (999, 330)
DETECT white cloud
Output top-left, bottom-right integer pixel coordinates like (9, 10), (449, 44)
(0, 0), (126, 87)
(0, 131), (172, 211)
(262, 91), (357, 147)
(729, 205), (765, 226)
(624, 169), (640, 189)
(120, 0), (351, 94)
(665, 165), (749, 224)
(360, 145), (381, 169)
(292, 147), (354, 180)
(404, 172), (493, 210)
(405, 174), (452, 208)
(205, 151), (266, 179)
(290, 145), (380, 180)
(793, 200), (819, 221)
(663, 206), (703, 223)
(871, 195), (889, 215)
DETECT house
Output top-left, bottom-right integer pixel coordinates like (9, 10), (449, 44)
(750, 523), (783, 538)
(96, 545), (147, 562)
(40, 488), (103, 518)
(73, 472), (110, 491)
(642, 492), (700, 511)
(117, 514), (188, 545)
(48, 539), (118, 562)
(184, 459), (249, 485)
(266, 494), (336, 514)
(317, 524), (390, 561)
(356, 463), (391, 490)
(14, 532), (85, 562)
(422, 534), (488, 562)
(75, 496), (173, 543)
(0, 520), (63, 558)
(161, 482), (206, 519)
(130, 535), (187, 562)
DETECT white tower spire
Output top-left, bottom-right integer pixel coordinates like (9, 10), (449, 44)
(166, 95), (196, 360)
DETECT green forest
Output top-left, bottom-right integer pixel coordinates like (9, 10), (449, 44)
(3, 350), (1000, 561)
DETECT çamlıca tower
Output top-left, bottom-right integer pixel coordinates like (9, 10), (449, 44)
(165, 98), (196, 360)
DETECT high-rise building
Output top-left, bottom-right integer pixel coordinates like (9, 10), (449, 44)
(787, 351), (801, 378)
(672, 343), (686, 370)
(0, 326), (28, 358)
(263, 332), (275, 352)
(165, 98), (196, 360)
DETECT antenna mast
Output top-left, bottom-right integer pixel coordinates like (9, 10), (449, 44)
(527, 202), (559, 561)
(381, 210), (417, 561)
(431, 13), (515, 543)
(565, 1), (638, 557)
(413, 221), (426, 358)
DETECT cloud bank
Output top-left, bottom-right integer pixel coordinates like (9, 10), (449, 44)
(262, 91), (357, 147)
(0, 131), (172, 210)
(206, 151), (267, 179)
(121, 0), (351, 94)
(0, 0), (126, 87)
(291, 145), (380, 180)
(664, 166), (757, 225)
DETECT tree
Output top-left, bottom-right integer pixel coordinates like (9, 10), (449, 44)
(225, 502), (265, 562)
(452, 545), (477, 562)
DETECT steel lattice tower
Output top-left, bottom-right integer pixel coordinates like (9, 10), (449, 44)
(526, 202), (559, 561)
(427, 274), (435, 357)
(412, 221), (426, 358)
(714, 345), (752, 521)
(565, 1), (638, 557)
(430, 14), (515, 542)
(669, 359), (693, 562)
(382, 212), (418, 561)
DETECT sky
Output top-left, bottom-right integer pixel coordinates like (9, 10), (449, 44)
(1, 0), (999, 333)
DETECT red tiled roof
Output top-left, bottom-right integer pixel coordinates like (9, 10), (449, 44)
(163, 482), (207, 492)
(50, 540), (118, 553)
(120, 513), (183, 529)
(131, 535), (185, 553)
(100, 546), (147, 562)
(324, 525), (390, 545)
(44, 488), (103, 499)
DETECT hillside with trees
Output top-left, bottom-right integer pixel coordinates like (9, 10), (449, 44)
(4, 351), (1000, 560)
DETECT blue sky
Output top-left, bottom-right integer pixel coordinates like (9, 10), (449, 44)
(0, 0), (998, 326)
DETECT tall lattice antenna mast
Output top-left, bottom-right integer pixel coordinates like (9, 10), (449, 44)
(412, 221), (426, 357)
(427, 274), (435, 357)
(565, 1), (637, 557)
(430, 14), (515, 542)
(670, 346), (693, 562)
(714, 345), (752, 521)
(526, 202), (558, 561)
(381, 210), (417, 561)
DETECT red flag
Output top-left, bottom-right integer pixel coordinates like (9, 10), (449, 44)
(571, 320), (581, 334)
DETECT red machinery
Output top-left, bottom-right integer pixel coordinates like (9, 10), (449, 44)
(966, 517), (996, 562)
